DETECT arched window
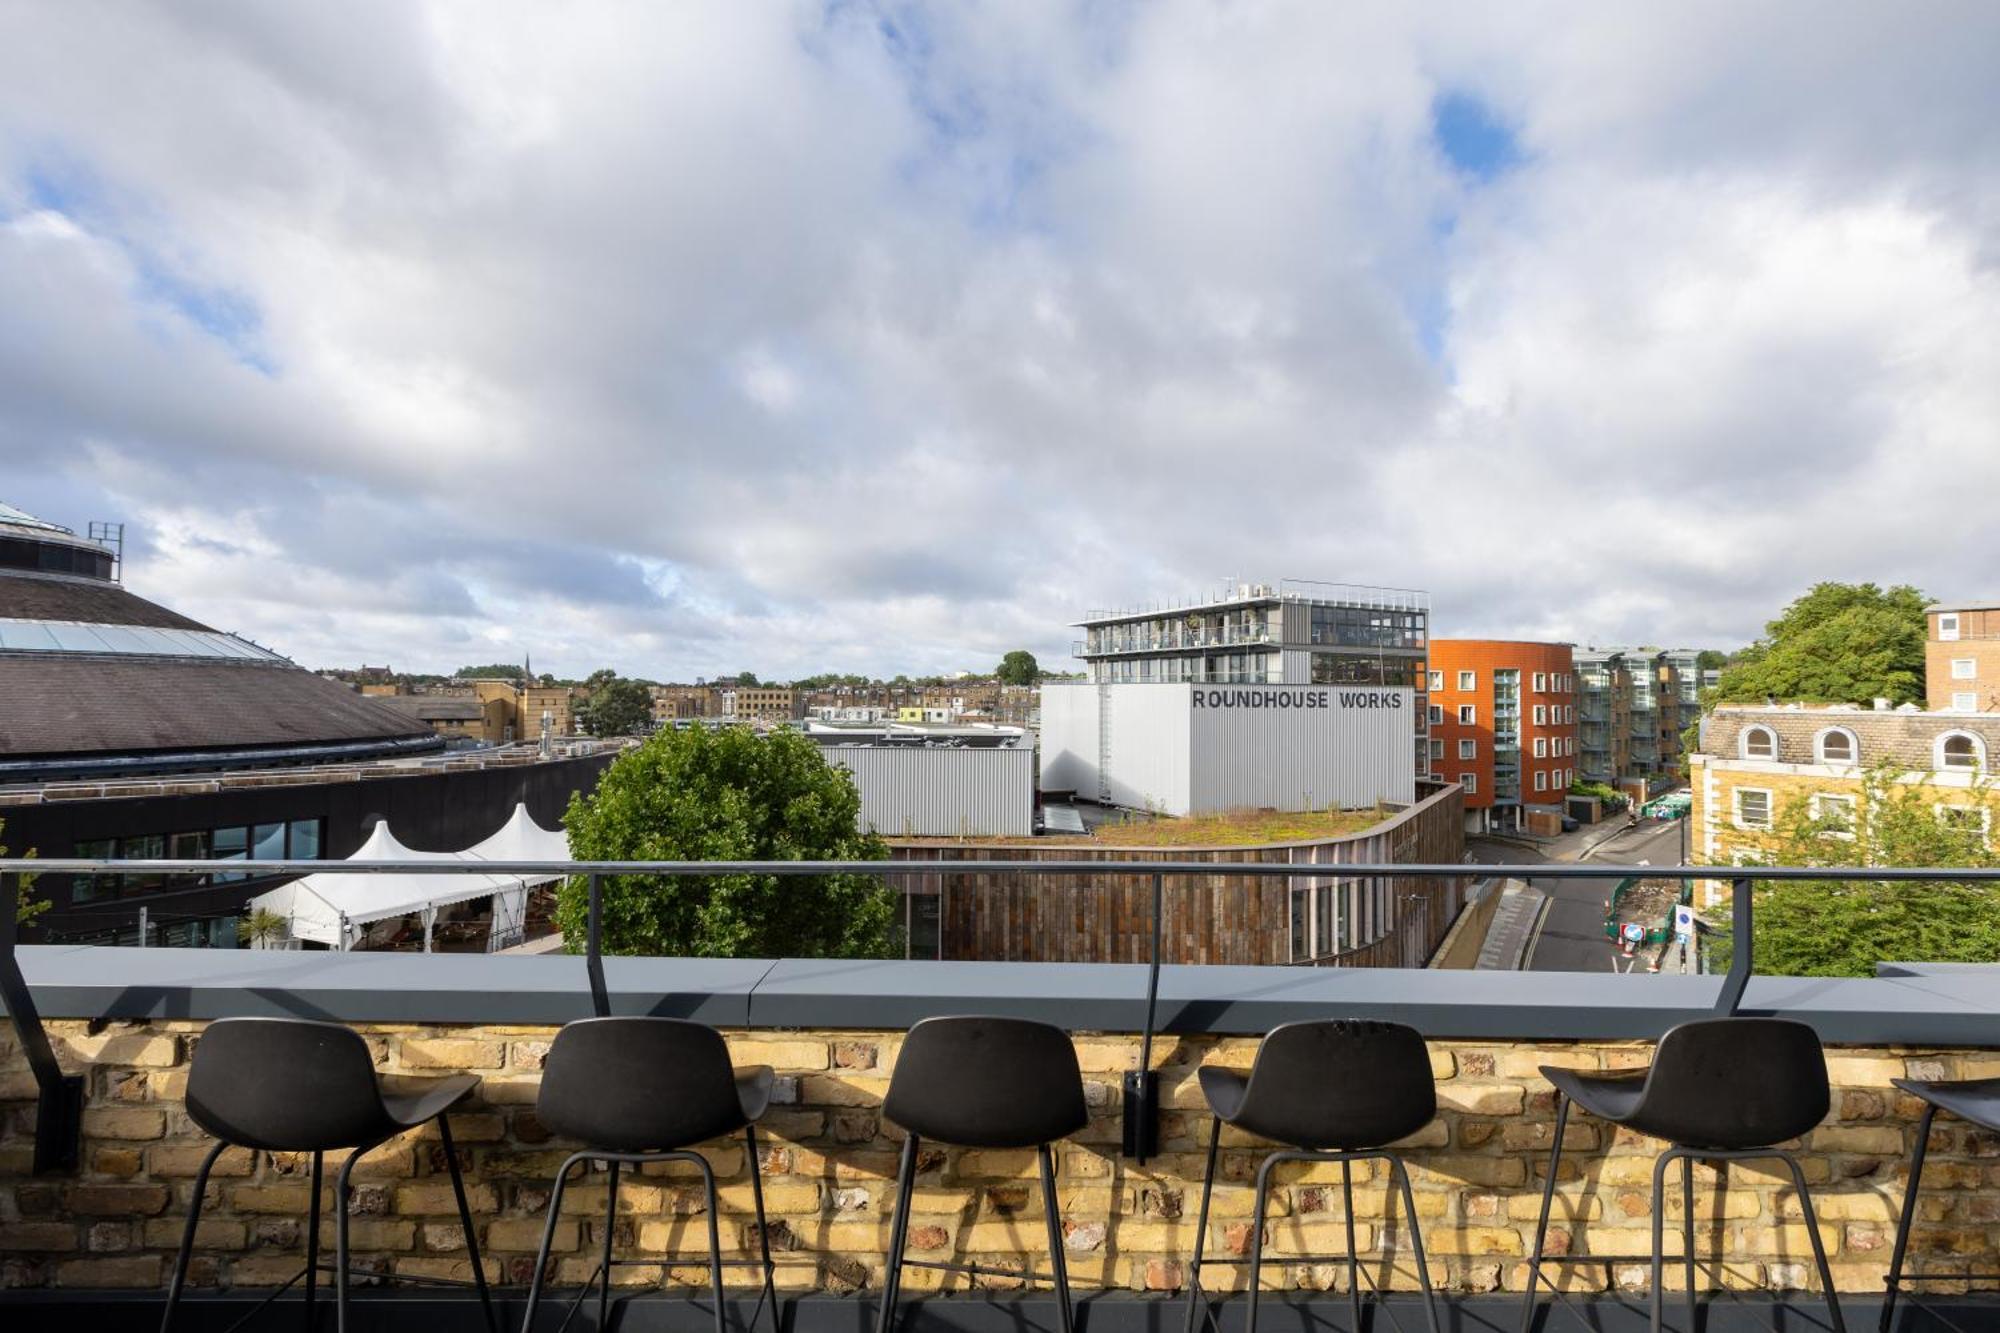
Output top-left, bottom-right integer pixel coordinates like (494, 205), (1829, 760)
(1740, 725), (1778, 761)
(1816, 728), (1858, 765)
(1938, 732), (1985, 772)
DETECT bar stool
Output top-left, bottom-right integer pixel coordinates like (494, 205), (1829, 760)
(1879, 1075), (2000, 1332)
(161, 1016), (498, 1333)
(1518, 1017), (1845, 1333)
(519, 1017), (778, 1333)
(1182, 1019), (1443, 1333)
(876, 1015), (1089, 1333)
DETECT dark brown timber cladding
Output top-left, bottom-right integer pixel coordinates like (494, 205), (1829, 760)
(891, 782), (1465, 966)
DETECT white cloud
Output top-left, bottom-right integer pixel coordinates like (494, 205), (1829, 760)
(1, 1), (1996, 678)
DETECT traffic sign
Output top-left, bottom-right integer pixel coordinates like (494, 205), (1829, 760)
(1674, 905), (1695, 940)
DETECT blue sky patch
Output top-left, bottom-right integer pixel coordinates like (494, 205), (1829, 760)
(1431, 91), (1522, 182)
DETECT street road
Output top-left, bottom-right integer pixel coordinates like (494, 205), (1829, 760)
(1467, 820), (1689, 973)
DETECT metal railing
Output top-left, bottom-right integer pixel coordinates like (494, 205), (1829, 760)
(7, 856), (2000, 1179)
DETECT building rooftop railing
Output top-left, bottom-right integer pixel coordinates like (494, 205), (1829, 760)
(8, 855), (2000, 1177)
(1080, 579), (1429, 624)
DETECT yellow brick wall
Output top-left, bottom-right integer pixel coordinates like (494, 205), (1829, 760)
(3, 1022), (1994, 1295)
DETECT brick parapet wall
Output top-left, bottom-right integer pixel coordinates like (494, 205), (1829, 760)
(4, 1022), (1996, 1296)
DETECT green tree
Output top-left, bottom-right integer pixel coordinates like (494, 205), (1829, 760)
(557, 726), (895, 958)
(995, 650), (1041, 686)
(1713, 582), (1928, 706)
(1695, 649), (1729, 670)
(454, 664), (524, 681)
(1714, 765), (2000, 977)
(1, 816), (49, 928)
(580, 675), (653, 737)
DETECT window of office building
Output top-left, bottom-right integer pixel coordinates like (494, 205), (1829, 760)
(1457, 670), (1475, 690)
(1458, 704), (1476, 725)
(1458, 739), (1477, 759)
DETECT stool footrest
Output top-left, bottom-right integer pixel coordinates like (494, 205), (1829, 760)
(900, 1258), (1062, 1284)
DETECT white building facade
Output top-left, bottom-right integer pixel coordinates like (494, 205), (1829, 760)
(1040, 682), (1416, 816)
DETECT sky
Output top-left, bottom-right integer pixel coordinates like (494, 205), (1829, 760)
(2, 3), (1997, 681)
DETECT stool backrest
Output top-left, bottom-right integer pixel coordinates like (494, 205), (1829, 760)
(186, 1017), (385, 1151)
(883, 1015), (1088, 1149)
(1235, 1019), (1437, 1150)
(536, 1017), (746, 1151)
(1638, 1017), (1830, 1149)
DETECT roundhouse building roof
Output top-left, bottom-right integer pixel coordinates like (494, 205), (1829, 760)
(0, 503), (442, 781)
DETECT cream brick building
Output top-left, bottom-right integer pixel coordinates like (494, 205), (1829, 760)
(1690, 703), (2000, 905)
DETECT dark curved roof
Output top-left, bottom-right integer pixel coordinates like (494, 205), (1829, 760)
(0, 574), (210, 631)
(0, 656), (437, 760)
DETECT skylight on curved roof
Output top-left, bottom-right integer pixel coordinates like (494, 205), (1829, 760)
(0, 617), (288, 662)
(0, 501), (72, 534)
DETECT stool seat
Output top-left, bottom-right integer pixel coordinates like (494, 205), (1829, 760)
(378, 1074), (482, 1138)
(1893, 1076), (2000, 1132)
(1197, 1019), (1436, 1151)
(533, 1016), (772, 1152)
(1539, 1068), (1647, 1128)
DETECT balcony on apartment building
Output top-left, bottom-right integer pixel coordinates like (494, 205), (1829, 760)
(7, 852), (2000, 1331)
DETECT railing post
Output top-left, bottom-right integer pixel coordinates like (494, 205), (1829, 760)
(1122, 872), (1163, 1163)
(1714, 875), (1754, 1016)
(586, 873), (609, 1018)
(0, 870), (84, 1173)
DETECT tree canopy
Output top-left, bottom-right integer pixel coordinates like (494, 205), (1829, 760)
(557, 725), (895, 958)
(580, 674), (653, 737)
(1712, 582), (1928, 705)
(454, 663), (524, 680)
(1716, 765), (2000, 977)
(995, 650), (1041, 686)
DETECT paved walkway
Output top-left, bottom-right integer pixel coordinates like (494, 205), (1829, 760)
(1473, 879), (1548, 970)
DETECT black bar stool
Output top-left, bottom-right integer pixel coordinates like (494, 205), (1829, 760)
(161, 1016), (498, 1333)
(519, 1017), (778, 1333)
(1182, 1018), (1442, 1333)
(1518, 1016), (1845, 1333)
(875, 1015), (1089, 1333)
(1879, 1075), (2000, 1332)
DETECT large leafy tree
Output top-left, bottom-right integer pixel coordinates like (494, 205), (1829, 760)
(1717, 765), (2000, 977)
(579, 671), (652, 737)
(995, 650), (1041, 686)
(557, 725), (894, 958)
(1713, 582), (1928, 705)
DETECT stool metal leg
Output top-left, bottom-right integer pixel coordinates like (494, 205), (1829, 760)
(691, 1152), (726, 1333)
(745, 1124), (779, 1333)
(876, 1134), (920, 1333)
(519, 1150), (588, 1333)
(159, 1139), (227, 1333)
(1038, 1143), (1074, 1333)
(334, 1142), (375, 1333)
(307, 1150), (324, 1331)
(1682, 1155), (1697, 1333)
(1519, 1092), (1572, 1333)
(438, 1116), (499, 1333)
(1650, 1148), (1677, 1333)
(1881, 1105), (1936, 1333)
(1342, 1160), (1362, 1333)
(1389, 1154), (1444, 1333)
(1182, 1115), (1222, 1333)
(600, 1160), (621, 1331)
(1779, 1151), (1846, 1333)
(1244, 1151), (1280, 1333)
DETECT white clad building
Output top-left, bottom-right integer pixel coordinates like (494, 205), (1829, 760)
(1039, 682), (1416, 817)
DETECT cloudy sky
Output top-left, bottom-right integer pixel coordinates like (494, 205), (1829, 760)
(3, 3), (1996, 681)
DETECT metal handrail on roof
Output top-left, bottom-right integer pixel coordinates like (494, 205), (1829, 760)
(8, 852), (2000, 1174)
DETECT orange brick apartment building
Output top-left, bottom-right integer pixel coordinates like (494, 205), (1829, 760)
(1427, 640), (1579, 833)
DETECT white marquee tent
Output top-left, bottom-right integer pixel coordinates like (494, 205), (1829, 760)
(249, 805), (573, 952)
